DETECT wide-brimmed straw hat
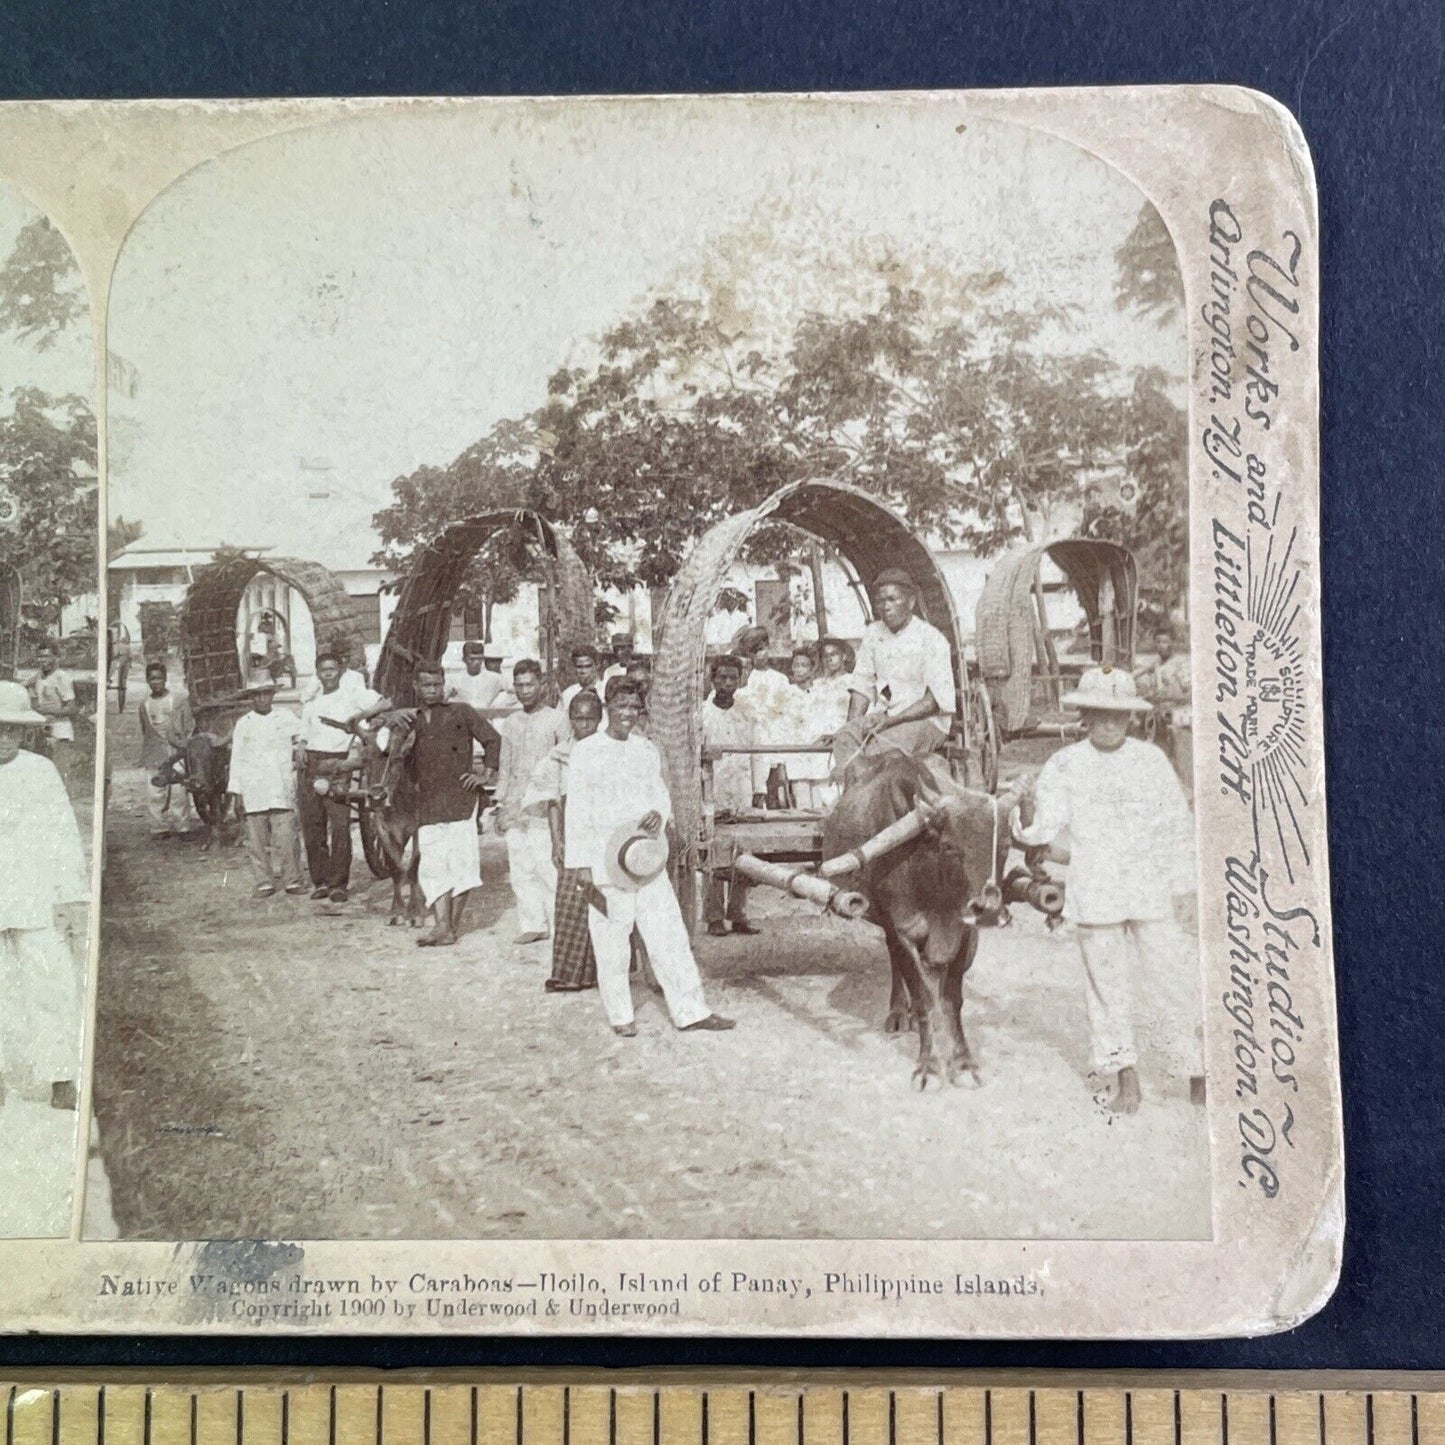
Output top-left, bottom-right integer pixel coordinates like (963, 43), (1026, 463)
(1062, 665), (1153, 714)
(601, 820), (670, 891)
(0, 680), (45, 726)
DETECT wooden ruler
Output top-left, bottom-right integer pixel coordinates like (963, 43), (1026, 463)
(4, 1379), (1445, 1445)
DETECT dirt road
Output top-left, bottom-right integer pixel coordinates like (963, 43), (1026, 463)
(93, 766), (1210, 1241)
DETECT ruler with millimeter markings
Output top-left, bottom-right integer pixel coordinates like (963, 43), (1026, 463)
(4, 1381), (1444, 1445)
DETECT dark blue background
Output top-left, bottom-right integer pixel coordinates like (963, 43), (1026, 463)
(2, 0), (1441, 1372)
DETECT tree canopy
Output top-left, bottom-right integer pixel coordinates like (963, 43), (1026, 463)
(0, 215), (96, 628)
(0, 218), (88, 351)
(376, 222), (1187, 617)
(0, 389), (98, 624)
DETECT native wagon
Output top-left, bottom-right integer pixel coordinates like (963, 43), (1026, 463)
(176, 554), (364, 828)
(648, 480), (1141, 937)
(359, 509), (592, 877)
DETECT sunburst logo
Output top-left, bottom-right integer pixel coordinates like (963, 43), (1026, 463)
(1244, 527), (1310, 882)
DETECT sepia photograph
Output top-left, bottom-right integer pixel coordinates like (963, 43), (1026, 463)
(90, 102), (1211, 1245)
(0, 184), (97, 1237)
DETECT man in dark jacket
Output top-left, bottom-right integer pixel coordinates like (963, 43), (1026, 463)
(407, 661), (501, 947)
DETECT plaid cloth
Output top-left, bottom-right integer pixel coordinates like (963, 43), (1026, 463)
(548, 868), (598, 989)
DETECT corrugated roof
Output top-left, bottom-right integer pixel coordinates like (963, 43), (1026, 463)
(109, 546), (274, 572)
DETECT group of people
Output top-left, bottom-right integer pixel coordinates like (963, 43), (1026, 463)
(136, 631), (734, 1039)
(131, 573), (1202, 1098)
(702, 571), (1202, 1115)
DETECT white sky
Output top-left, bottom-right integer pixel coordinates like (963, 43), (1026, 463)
(0, 186), (92, 403)
(107, 102), (1184, 568)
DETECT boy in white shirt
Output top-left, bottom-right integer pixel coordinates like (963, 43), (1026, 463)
(1010, 666), (1202, 1114)
(227, 682), (305, 898)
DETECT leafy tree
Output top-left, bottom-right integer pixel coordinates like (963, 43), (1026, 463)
(0, 388), (97, 627)
(375, 254), (1188, 612)
(0, 214), (97, 630)
(0, 217), (87, 351)
(371, 421), (544, 634)
(1114, 203), (1184, 327)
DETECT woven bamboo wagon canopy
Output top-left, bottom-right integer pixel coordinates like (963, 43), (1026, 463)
(178, 555), (362, 724)
(649, 478), (968, 886)
(0, 561), (19, 681)
(974, 538), (1138, 734)
(374, 510), (592, 706)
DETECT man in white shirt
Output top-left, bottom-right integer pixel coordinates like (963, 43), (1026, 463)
(559, 643), (605, 713)
(835, 568), (956, 781)
(1136, 627), (1194, 795)
(296, 650), (385, 902)
(566, 682), (734, 1037)
(698, 655), (759, 936)
(0, 681), (87, 1113)
(30, 641), (78, 782)
(227, 682), (305, 898)
(780, 645), (837, 811)
(449, 640), (507, 712)
(732, 625), (795, 807)
(495, 659), (568, 946)
(1010, 666), (1201, 1115)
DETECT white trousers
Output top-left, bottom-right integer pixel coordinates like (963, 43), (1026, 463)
(1075, 918), (1205, 1079)
(588, 876), (711, 1029)
(505, 816), (557, 934)
(0, 926), (83, 1089)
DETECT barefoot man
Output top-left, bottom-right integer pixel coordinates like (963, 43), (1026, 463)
(408, 660), (501, 947)
(1009, 665), (1202, 1114)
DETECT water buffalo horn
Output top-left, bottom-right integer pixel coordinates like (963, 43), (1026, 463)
(731, 853), (870, 918)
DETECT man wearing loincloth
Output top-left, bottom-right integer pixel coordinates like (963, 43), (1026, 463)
(407, 660), (501, 947)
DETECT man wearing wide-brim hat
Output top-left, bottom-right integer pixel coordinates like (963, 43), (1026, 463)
(0, 680), (88, 1112)
(1009, 665), (1202, 1115)
(565, 680), (734, 1037)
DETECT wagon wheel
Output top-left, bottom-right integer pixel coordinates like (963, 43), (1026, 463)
(358, 801), (391, 880)
(965, 681), (999, 794)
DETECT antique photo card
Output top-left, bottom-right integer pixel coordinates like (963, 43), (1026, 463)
(0, 89), (1338, 1335)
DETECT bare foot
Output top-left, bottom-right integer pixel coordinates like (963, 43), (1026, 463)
(1110, 1066), (1142, 1114)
